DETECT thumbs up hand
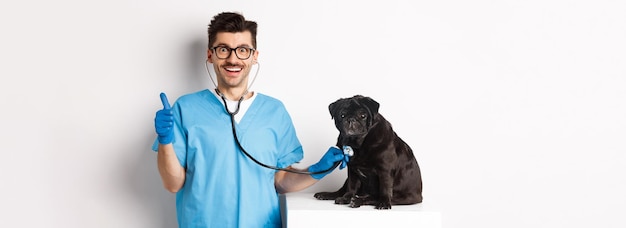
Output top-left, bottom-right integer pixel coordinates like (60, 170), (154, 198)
(155, 92), (174, 144)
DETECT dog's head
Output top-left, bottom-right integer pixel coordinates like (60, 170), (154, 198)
(329, 95), (380, 138)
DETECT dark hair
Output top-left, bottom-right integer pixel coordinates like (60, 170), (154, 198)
(207, 12), (258, 49)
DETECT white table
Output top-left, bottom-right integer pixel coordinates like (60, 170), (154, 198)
(280, 192), (442, 228)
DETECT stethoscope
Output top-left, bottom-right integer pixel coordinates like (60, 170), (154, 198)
(204, 60), (347, 175)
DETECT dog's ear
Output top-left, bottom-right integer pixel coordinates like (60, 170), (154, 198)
(328, 99), (341, 119)
(359, 96), (380, 116)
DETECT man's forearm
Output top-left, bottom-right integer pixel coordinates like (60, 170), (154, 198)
(274, 167), (318, 194)
(157, 144), (185, 193)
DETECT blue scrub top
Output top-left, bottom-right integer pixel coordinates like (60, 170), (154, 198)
(152, 89), (304, 228)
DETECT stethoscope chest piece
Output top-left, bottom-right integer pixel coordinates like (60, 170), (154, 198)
(342, 145), (354, 157)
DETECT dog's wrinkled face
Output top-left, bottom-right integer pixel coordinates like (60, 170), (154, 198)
(329, 95), (380, 137)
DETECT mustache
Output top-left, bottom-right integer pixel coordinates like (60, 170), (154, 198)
(221, 63), (244, 68)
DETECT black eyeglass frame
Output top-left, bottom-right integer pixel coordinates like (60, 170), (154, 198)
(210, 46), (256, 60)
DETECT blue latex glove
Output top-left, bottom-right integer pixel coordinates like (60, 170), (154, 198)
(308, 147), (346, 180)
(155, 92), (174, 144)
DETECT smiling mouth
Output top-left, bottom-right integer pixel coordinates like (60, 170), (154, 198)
(224, 66), (242, 72)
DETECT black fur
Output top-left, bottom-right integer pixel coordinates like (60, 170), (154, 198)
(314, 95), (423, 209)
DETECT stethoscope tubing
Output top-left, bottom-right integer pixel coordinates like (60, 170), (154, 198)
(221, 95), (341, 175)
(207, 61), (341, 175)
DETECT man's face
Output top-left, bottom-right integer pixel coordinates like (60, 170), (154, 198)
(207, 31), (258, 91)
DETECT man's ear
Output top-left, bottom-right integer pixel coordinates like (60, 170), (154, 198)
(207, 49), (213, 63)
(252, 50), (259, 64)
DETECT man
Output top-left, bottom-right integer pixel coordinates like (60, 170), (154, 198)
(152, 12), (345, 227)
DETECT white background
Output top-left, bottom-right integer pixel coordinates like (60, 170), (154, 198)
(1, 0), (625, 227)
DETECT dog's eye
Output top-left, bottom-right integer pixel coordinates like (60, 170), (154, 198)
(341, 114), (345, 118)
(360, 114), (367, 119)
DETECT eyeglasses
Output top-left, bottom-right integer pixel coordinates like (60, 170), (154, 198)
(211, 46), (256, 60)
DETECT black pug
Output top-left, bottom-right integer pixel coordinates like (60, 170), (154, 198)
(314, 95), (423, 209)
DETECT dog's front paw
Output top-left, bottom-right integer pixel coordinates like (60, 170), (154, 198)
(349, 196), (363, 208)
(334, 196), (351, 205)
(374, 201), (392, 210)
(314, 192), (335, 200)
